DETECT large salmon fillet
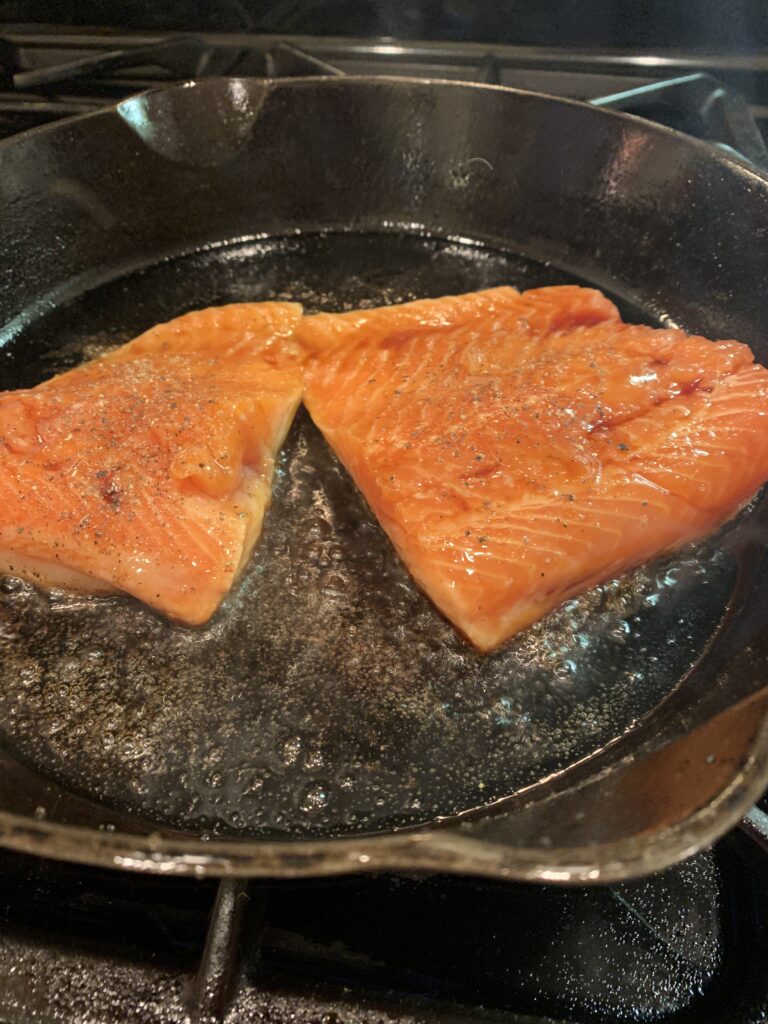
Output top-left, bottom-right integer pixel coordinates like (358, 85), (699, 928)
(0, 302), (303, 624)
(300, 285), (768, 651)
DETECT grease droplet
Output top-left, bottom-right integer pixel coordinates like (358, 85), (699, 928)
(298, 780), (334, 814)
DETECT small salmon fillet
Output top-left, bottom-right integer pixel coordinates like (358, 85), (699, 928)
(0, 302), (303, 624)
(300, 285), (768, 651)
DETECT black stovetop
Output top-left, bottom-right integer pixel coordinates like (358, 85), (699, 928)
(2, 1), (768, 50)
(1, 830), (768, 1024)
(1, 19), (768, 1024)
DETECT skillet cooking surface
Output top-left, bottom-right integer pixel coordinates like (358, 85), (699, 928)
(0, 231), (737, 840)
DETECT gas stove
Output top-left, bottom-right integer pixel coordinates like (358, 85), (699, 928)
(1, 21), (768, 1024)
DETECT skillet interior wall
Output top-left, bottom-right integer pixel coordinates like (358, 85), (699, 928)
(1, 78), (768, 354)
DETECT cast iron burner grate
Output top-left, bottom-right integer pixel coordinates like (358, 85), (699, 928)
(2, 830), (768, 1023)
(1, 28), (768, 163)
(1, 22), (768, 1024)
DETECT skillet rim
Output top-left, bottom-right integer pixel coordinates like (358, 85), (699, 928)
(0, 709), (765, 883)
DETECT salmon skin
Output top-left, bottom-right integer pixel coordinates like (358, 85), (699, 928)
(300, 285), (768, 652)
(0, 302), (303, 625)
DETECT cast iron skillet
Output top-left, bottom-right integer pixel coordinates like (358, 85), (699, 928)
(1, 76), (768, 883)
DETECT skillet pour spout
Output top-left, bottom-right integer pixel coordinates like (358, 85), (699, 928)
(1, 75), (768, 881)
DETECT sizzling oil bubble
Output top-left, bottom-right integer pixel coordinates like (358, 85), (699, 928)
(0, 232), (741, 840)
(297, 780), (335, 815)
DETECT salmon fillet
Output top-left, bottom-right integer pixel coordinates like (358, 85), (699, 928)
(0, 302), (303, 624)
(300, 285), (768, 651)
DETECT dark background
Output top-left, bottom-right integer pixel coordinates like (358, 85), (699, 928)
(0, 0), (767, 50)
